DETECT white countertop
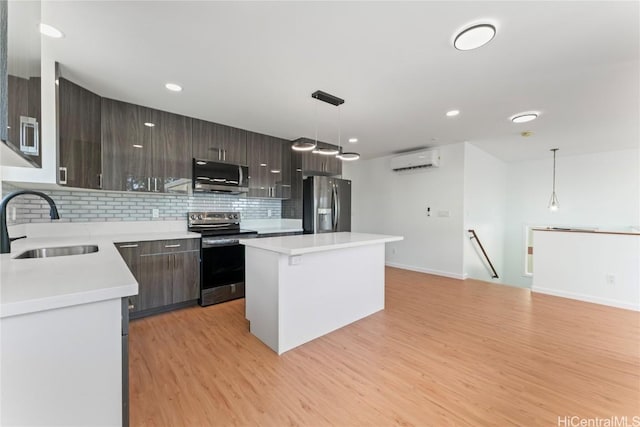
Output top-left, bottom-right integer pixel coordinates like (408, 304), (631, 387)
(0, 225), (200, 319)
(239, 232), (403, 255)
(242, 219), (303, 235)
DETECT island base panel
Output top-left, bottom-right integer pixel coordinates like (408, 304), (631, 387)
(245, 243), (385, 354)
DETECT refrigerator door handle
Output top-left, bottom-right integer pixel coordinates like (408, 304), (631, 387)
(331, 184), (340, 231)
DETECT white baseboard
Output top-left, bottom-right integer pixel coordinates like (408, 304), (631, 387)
(532, 287), (640, 312)
(385, 262), (466, 280)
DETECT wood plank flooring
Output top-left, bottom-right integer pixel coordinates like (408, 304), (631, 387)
(129, 267), (640, 426)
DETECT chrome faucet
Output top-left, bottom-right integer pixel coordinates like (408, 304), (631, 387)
(0, 190), (60, 254)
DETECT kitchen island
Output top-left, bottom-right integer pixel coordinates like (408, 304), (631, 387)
(240, 232), (403, 354)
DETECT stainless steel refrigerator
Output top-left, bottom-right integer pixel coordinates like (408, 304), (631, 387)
(303, 176), (351, 233)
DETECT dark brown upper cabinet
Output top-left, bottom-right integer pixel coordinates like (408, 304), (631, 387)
(301, 141), (342, 176)
(192, 119), (247, 165)
(101, 98), (192, 193)
(247, 132), (290, 199)
(57, 78), (102, 189)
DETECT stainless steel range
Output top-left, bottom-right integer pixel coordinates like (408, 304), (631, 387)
(187, 212), (257, 306)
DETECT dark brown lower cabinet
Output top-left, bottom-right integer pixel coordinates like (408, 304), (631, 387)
(115, 239), (200, 318)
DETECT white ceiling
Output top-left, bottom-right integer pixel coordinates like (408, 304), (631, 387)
(41, 1), (639, 162)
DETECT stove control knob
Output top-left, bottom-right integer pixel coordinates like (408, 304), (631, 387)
(190, 214), (197, 220)
(232, 214), (238, 219)
(198, 214), (204, 220)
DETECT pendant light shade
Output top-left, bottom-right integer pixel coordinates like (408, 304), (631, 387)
(336, 151), (360, 161)
(548, 148), (560, 211)
(291, 138), (317, 151)
(313, 146), (340, 155)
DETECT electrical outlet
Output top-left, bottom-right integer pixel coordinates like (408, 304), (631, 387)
(152, 208), (159, 218)
(606, 274), (615, 285)
(289, 255), (302, 266)
(392, 248), (397, 255)
(268, 209), (272, 218)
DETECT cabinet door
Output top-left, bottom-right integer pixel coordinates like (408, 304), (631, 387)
(101, 98), (153, 191)
(282, 150), (302, 217)
(58, 78), (102, 189)
(193, 119), (247, 165)
(247, 132), (270, 197)
(115, 242), (142, 313)
(172, 250), (200, 304)
(150, 109), (192, 193)
(137, 253), (174, 311)
(220, 125), (247, 165)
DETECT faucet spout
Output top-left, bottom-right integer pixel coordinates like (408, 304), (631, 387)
(0, 190), (60, 254)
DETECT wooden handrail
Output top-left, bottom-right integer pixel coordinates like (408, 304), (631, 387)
(467, 229), (499, 279)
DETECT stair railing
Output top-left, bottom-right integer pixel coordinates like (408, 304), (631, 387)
(467, 229), (499, 279)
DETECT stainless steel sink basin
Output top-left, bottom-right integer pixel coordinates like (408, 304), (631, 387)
(14, 245), (99, 259)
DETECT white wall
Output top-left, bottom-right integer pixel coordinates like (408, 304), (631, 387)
(503, 148), (640, 287)
(343, 143), (466, 279)
(463, 143), (507, 283)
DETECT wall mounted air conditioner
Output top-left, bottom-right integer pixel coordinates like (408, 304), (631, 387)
(390, 149), (440, 172)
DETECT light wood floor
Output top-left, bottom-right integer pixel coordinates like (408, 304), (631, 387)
(130, 267), (640, 426)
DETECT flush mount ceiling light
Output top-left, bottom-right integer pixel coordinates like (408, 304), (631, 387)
(446, 110), (460, 117)
(511, 112), (539, 123)
(144, 122), (155, 127)
(548, 148), (560, 212)
(39, 23), (64, 38)
(165, 83), (182, 92)
(348, 138), (358, 143)
(453, 23), (496, 51)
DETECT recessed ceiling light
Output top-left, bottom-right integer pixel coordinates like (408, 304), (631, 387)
(446, 110), (460, 117)
(348, 138), (358, 143)
(144, 122), (155, 127)
(453, 23), (496, 51)
(132, 144), (143, 149)
(165, 83), (183, 92)
(511, 113), (539, 123)
(39, 23), (64, 38)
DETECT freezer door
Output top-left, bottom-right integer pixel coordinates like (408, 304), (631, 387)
(334, 178), (352, 232)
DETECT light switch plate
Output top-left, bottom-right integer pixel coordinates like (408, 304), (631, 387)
(152, 208), (159, 218)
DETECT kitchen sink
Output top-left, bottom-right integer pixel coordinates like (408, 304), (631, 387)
(14, 245), (99, 259)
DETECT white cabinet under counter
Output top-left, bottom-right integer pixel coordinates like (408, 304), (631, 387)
(240, 232), (403, 354)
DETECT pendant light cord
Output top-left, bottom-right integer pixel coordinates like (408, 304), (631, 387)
(552, 148), (557, 192)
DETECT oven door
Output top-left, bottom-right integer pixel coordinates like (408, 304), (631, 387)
(199, 235), (256, 306)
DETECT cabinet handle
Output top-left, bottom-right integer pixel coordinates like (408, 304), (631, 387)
(218, 149), (222, 161)
(165, 244), (181, 248)
(59, 167), (67, 185)
(147, 177), (151, 191)
(154, 177), (158, 192)
(223, 150), (226, 161)
(98, 173), (103, 189)
(119, 244), (139, 248)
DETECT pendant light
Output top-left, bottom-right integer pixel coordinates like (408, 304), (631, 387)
(548, 148), (560, 211)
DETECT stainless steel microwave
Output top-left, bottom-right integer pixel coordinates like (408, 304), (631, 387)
(192, 159), (249, 194)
